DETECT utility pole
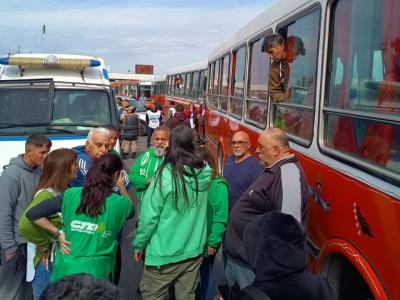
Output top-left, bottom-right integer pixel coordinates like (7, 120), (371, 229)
(41, 25), (46, 52)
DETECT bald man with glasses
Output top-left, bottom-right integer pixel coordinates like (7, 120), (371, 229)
(223, 131), (262, 210)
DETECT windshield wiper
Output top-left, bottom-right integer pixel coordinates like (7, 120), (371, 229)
(50, 123), (99, 128)
(0, 122), (49, 129)
(45, 126), (76, 134)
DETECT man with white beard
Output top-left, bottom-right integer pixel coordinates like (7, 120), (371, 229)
(128, 126), (170, 203)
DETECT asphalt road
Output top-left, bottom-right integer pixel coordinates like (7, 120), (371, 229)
(118, 136), (227, 300)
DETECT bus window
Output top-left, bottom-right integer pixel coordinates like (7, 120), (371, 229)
(185, 72), (192, 98)
(220, 54), (230, 112)
(210, 60), (220, 109)
(191, 71), (200, 100)
(271, 8), (320, 143)
(324, 0), (400, 177)
(198, 70), (206, 101)
(230, 46), (246, 117)
(246, 36), (270, 127)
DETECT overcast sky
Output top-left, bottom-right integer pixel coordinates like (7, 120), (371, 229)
(1, 0), (275, 74)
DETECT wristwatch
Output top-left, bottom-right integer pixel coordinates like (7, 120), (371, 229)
(55, 229), (64, 238)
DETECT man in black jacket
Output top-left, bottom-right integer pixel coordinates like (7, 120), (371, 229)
(223, 128), (308, 289)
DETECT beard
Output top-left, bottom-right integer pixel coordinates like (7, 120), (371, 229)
(154, 146), (165, 157)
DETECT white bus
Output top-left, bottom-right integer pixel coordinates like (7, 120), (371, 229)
(0, 53), (119, 173)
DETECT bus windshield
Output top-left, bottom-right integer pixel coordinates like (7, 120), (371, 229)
(0, 81), (113, 135)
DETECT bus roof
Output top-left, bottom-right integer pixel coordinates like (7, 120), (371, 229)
(166, 60), (208, 76)
(208, 0), (314, 60)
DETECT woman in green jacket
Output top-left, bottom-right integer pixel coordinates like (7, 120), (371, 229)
(133, 125), (212, 300)
(195, 145), (229, 300)
(19, 148), (78, 300)
(25, 154), (133, 282)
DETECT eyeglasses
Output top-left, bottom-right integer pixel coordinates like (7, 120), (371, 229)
(231, 141), (247, 146)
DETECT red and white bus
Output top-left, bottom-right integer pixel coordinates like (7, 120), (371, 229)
(205, 0), (399, 299)
(163, 63), (206, 106)
(160, 62), (208, 137)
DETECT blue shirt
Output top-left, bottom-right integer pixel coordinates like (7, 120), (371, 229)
(223, 155), (262, 210)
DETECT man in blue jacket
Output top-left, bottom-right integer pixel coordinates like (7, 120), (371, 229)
(69, 127), (111, 187)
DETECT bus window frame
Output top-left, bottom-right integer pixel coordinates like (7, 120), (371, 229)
(210, 59), (221, 110)
(318, 0), (400, 184)
(229, 43), (248, 120)
(218, 52), (231, 113)
(272, 3), (322, 148)
(244, 28), (273, 129)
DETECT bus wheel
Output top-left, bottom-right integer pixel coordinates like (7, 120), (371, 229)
(217, 146), (224, 176)
(320, 254), (374, 300)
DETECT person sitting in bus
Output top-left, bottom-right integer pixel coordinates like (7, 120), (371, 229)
(261, 34), (305, 103)
(233, 212), (333, 300)
(166, 104), (190, 130)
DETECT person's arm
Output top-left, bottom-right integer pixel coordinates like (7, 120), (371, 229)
(0, 175), (20, 258)
(128, 153), (149, 190)
(132, 171), (169, 253)
(145, 112), (149, 125)
(26, 194), (63, 221)
(115, 172), (135, 219)
(207, 180), (229, 249)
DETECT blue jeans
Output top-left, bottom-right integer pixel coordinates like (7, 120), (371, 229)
(146, 127), (154, 147)
(33, 260), (53, 300)
(196, 255), (216, 300)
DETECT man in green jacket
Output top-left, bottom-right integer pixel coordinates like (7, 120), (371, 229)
(128, 126), (169, 202)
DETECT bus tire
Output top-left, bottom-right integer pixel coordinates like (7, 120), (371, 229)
(320, 254), (374, 300)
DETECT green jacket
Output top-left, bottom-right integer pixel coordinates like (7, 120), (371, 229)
(51, 187), (132, 282)
(207, 177), (229, 249)
(128, 147), (163, 202)
(133, 163), (212, 266)
(19, 189), (61, 266)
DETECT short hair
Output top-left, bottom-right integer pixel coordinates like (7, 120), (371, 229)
(87, 127), (110, 143)
(261, 33), (285, 52)
(265, 128), (289, 148)
(153, 125), (170, 136)
(25, 134), (52, 149)
(40, 273), (124, 300)
(176, 104), (184, 112)
(103, 124), (119, 133)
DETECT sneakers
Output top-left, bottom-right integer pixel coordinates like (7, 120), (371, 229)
(131, 152), (137, 159)
(121, 152), (128, 159)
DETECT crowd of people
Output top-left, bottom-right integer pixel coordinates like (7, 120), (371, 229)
(0, 106), (333, 299)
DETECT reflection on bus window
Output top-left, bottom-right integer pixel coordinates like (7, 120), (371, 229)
(246, 37), (270, 126)
(230, 46), (246, 117)
(220, 54), (230, 111)
(325, 0), (399, 175)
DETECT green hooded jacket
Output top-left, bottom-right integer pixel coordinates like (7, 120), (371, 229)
(133, 163), (212, 266)
(128, 147), (163, 202)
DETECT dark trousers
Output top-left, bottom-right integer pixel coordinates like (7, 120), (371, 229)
(147, 127), (155, 147)
(0, 244), (33, 300)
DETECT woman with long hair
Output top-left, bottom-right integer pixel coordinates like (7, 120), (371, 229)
(194, 145), (229, 300)
(19, 148), (78, 300)
(25, 153), (133, 282)
(133, 125), (212, 300)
